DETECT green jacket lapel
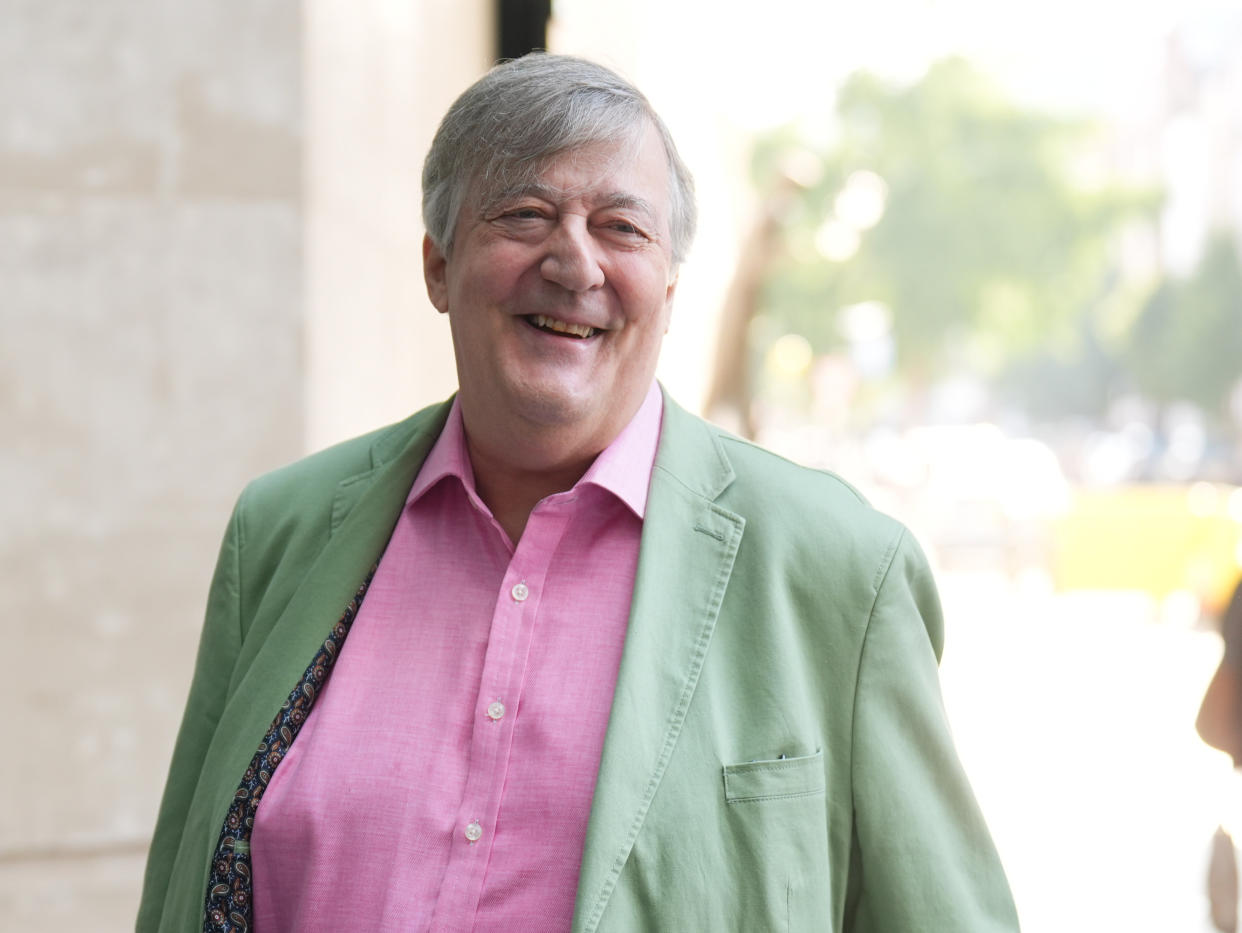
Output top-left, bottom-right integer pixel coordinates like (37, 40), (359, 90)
(573, 395), (746, 933)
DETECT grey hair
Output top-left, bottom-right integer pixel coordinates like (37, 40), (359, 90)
(421, 53), (697, 264)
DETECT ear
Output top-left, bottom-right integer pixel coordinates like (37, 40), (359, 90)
(662, 269), (679, 333)
(423, 234), (450, 314)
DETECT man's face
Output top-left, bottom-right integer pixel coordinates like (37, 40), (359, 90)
(424, 121), (678, 463)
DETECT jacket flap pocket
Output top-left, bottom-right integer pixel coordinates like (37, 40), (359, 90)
(722, 750), (825, 802)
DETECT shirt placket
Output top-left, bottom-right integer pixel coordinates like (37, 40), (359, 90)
(428, 500), (574, 930)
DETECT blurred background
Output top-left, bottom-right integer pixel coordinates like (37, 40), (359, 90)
(3, 0), (1242, 929)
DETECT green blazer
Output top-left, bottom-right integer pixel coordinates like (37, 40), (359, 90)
(138, 390), (1019, 932)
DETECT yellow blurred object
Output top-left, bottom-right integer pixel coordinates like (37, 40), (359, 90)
(1051, 484), (1242, 614)
(765, 333), (814, 378)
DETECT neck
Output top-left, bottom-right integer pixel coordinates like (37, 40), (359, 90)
(465, 432), (597, 546)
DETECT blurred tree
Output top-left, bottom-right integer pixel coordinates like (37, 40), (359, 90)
(1123, 232), (1242, 419)
(711, 58), (1156, 430)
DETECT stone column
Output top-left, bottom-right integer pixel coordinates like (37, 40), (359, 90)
(304, 0), (490, 450)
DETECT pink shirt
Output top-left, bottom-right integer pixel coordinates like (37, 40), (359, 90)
(250, 383), (664, 932)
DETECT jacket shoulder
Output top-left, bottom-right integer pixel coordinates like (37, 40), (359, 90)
(720, 432), (869, 503)
(656, 395), (907, 564)
(712, 423), (942, 649)
(225, 400), (451, 642)
(714, 428), (902, 544)
(240, 401), (450, 527)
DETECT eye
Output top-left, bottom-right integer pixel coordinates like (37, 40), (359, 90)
(487, 203), (548, 224)
(601, 218), (649, 240)
(492, 208), (543, 224)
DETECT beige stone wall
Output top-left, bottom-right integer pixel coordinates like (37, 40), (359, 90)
(304, 0), (483, 450)
(1, 2), (487, 928)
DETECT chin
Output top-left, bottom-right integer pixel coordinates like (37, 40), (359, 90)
(509, 387), (593, 427)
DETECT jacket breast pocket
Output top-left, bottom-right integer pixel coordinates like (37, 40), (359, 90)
(723, 749), (825, 803)
(720, 750), (832, 931)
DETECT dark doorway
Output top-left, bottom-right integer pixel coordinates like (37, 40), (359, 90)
(496, 0), (552, 60)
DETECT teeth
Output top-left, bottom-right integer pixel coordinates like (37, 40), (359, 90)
(530, 314), (597, 338)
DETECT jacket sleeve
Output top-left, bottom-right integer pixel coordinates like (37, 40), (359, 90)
(136, 496), (246, 932)
(845, 530), (1020, 932)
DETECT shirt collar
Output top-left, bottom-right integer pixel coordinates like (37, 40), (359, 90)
(573, 380), (663, 518)
(407, 381), (664, 520)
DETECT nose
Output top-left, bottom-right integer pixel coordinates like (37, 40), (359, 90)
(540, 218), (605, 292)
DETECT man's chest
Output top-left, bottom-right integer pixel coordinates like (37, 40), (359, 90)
(248, 482), (642, 931)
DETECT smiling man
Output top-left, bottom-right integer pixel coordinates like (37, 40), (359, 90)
(138, 54), (1019, 933)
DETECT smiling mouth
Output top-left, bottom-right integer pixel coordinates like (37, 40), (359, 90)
(524, 314), (600, 339)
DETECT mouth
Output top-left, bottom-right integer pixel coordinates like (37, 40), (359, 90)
(523, 314), (600, 339)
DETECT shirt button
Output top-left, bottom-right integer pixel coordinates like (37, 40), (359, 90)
(511, 582), (529, 602)
(464, 820), (483, 843)
(486, 700), (506, 721)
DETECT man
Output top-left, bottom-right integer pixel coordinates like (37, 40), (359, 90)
(1198, 578), (1242, 930)
(138, 53), (1019, 932)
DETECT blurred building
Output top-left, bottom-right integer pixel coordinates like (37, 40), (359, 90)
(1159, 9), (1242, 276)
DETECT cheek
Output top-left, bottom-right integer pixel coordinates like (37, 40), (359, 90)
(617, 267), (675, 317)
(448, 246), (528, 303)
(641, 288), (675, 336)
(623, 308), (672, 365)
(481, 247), (537, 291)
(447, 301), (493, 356)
